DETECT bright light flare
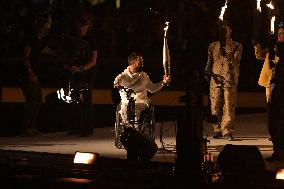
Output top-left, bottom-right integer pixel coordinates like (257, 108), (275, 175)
(266, 2), (274, 10)
(257, 0), (261, 12)
(164, 21), (169, 37)
(73, 152), (97, 164)
(276, 169), (284, 180)
(57, 88), (73, 103)
(219, 0), (228, 21)
(271, 16), (275, 34)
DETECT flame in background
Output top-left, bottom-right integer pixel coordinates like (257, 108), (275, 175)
(164, 22), (169, 37)
(271, 16), (276, 34)
(257, 0), (262, 12)
(266, 1), (275, 34)
(266, 1), (274, 9)
(219, 0), (228, 21)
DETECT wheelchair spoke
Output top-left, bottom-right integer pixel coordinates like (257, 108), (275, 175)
(114, 103), (156, 149)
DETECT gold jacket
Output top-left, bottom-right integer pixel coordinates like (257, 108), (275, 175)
(254, 44), (279, 87)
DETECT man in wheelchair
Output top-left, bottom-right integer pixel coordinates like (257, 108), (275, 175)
(113, 52), (170, 159)
(114, 52), (171, 128)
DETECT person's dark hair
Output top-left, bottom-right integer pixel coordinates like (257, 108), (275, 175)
(128, 52), (142, 65)
(33, 15), (52, 37)
(78, 17), (90, 28)
(71, 17), (90, 37)
(278, 21), (284, 29)
(219, 19), (232, 29)
(34, 15), (51, 32)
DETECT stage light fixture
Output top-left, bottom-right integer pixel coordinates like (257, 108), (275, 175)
(276, 169), (284, 180)
(73, 152), (98, 165)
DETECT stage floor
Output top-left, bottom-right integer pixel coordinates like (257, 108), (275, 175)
(0, 112), (284, 171)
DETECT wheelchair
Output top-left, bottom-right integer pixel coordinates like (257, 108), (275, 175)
(114, 103), (155, 149)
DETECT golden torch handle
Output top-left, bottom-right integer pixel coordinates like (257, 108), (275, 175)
(163, 22), (170, 84)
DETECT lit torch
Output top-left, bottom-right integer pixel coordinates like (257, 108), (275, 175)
(257, 0), (262, 12)
(266, 1), (274, 9)
(266, 2), (275, 34)
(270, 16), (276, 34)
(266, 1), (276, 62)
(219, 0), (228, 21)
(163, 21), (170, 84)
(253, 0), (262, 44)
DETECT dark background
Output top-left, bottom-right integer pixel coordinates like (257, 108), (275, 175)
(0, 0), (283, 93)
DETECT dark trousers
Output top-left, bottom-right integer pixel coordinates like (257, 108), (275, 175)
(68, 86), (94, 135)
(268, 92), (284, 156)
(21, 81), (42, 132)
(80, 86), (94, 133)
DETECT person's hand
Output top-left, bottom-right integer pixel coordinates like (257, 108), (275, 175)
(114, 84), (123, 89)
(269, 60), (275, 69)
(70, 65), (82, 73)
(163, 75), (171, 85)
(29, 72), (38, 83)
(211, 73), (222, 85)
(204, 72), (211, 82)
(254, 43), (261, 55)
(226, 52), (235, 60)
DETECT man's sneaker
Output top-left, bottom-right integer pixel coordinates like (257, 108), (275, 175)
(224, 134), (233, 141)
(212, 132), (222, 139)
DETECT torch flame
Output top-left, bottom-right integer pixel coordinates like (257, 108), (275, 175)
(257, 0), (261, 12)
(219, 0), (228, 21)
(164, 22), (169, 37)
(266, 2), (274, 10)
(271, 16), (275, 34)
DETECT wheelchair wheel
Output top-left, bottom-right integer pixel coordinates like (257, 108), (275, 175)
(141, 106), (155, 142)
(114, 105), (124, 149)
(114, 104), (155, 149)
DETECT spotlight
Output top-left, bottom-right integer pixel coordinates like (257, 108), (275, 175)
(276, 169), (284, 180)
(68, 152), (99, 180)
(73, 152), (98, 165)
(56, 152), (98, 184)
